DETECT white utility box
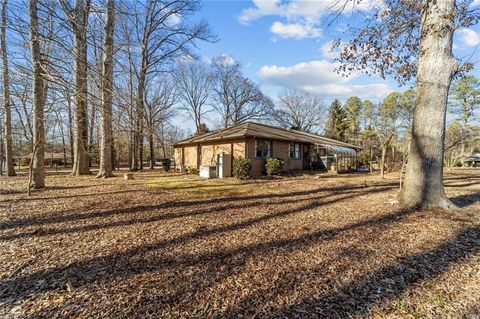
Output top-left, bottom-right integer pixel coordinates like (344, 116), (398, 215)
(216, 153), (232, 178)
(199, 165), (216, 178)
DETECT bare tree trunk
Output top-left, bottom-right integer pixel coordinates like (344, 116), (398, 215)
(149, 131), (154, 169)
(131, 71), (145, 171)
(400, 0), (458, 210)
(0, 117), (4, 175)
(1, 0), (15, 176)
(29, 0), (45, 188)
(62, 0), (90, 175)
(380, 146), (386, 179)
(66, 86), (74, 164)
(97, 0), (114, 178)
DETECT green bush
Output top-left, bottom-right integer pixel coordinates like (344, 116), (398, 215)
(265, 157), (284, 176)
(161, 158), (172, 172)
(233, 157), (252, 180)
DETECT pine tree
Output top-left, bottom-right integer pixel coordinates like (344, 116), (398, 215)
(343, 96), (362, 144)
(325, 99), (347, 141)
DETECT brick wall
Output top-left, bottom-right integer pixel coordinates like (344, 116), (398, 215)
(247, 138), (305, 176)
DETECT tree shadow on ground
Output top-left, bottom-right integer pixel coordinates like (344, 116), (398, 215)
(0, 195), (410, 303)
(0, 183), (397, 231)
(450, 192), (480, 208)
(252, 225), (480, 318)
(0, 186), (395, 242)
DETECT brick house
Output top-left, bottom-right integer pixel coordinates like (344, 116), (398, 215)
(173, 122), (359, 177)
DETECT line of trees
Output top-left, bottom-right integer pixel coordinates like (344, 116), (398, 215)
(0, 0), (216, 187)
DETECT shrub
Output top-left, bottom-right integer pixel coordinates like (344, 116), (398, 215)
(161, 158), (172, 172)
(265, 157), (284, 176)
(233, 157), (252, 180)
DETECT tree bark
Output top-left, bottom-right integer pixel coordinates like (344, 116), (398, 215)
(0, 115), (4, 175)
(1, 0), (15, 176)
(96, 0), (114, 178)
(380, 146), (386, 179)
(29, 0), (45, 188)
(149, 131), (154, 169)
(400, 0), (458, 210)
(63, 0), (90, 175)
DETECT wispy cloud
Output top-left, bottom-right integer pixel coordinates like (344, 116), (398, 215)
(258, 60), (392, 99)
(270, 21), (321, 39)
(457, 28), (480, 47)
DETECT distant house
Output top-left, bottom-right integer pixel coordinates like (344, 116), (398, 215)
(465, 153), (480, 166)
(173, 122), (359, 177)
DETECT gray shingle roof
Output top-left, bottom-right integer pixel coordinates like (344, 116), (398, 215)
(174, 122), (359, 149)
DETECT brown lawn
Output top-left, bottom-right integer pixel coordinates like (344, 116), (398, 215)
(0, 169), (479, 318)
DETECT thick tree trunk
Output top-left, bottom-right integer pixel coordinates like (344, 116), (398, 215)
(68, 0), (90, 175)
(29, 0), (45, 188)
(400, 0), (458, 210)
(1, 0), (15, 176)
(97, 0), (114, 178)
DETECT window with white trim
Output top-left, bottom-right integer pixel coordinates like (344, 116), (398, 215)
(289, 142), (301, 159)
(255, 140), (272, 159)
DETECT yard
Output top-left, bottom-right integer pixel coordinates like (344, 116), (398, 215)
(0, 169), (479, 318)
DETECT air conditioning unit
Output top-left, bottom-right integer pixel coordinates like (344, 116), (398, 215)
(199, 165), (216, 178)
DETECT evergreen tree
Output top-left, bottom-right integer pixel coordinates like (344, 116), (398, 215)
(325, 99), (347, 141)
(343, 96), (362, 144)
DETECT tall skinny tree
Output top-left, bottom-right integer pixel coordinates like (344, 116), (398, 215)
(97, 0), (115, 178)
(29, 0), (45, 188)
(60, 0), (90, 175)
(1, 0), (15, 176)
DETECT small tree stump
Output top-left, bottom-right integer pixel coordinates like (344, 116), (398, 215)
(124, 173), (134, 180)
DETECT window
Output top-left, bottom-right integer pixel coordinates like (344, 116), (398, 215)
(255, 140), (272, 159)
(289, 142), (301, 159)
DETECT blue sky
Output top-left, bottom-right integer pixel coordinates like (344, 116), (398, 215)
(180, 0), (480, 129)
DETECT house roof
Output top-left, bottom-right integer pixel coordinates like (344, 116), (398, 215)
(174, 122), (360, 150)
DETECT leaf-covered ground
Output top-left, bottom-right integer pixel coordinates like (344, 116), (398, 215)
(0, 169), (479, 318)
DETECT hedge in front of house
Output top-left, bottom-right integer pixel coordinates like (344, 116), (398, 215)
(233, 157), (252, 180)
(265, 157), (284, 176)
(161, 158), (172, 172)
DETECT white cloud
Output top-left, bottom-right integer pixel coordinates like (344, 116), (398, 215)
(239, 0), (382, 41)
(165, 13), (181, 27)
(258, 60), (392, 99)
(319, 40), (343, 59)
(473, 0), (480, 7)
(239, 0), (382, 24)
(270, 21), (321, 39)
(457, 28), (480, 47)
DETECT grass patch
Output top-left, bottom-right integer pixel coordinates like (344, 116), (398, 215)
(146, 176), (257, 199)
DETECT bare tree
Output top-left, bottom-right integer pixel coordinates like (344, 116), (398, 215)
(144, 78), (177, 169)
(272, 88), (325, 133)
(1, 0), (15, 176)
(174, 60), (212, 133)
(97, 0), (114, 178)
(60, 0), (90, 175)
(28, 0), (45, 188)
(336, 0), (478, 209)
(211, 55), (273, 128)
(122, 0), (215, 171)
